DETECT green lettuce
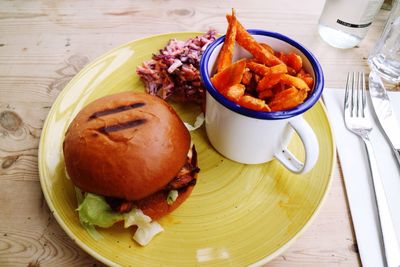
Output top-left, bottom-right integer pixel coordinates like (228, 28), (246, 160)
(74, 188), (105, 240)
(77, 193), (124, 228)
(74, 188), (163, 246)
(167, 190), (178, 205)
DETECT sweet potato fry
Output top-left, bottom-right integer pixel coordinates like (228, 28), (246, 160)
(274, 51), (288, 64)
(239, 94), (271, 111)
(211, 59), (246, 93)
(287, 66), (297, 76)
(297, 69), (314, 88)
(257, 73), (284, 91)
(253, 74), (262, 83)
(300, 76), (313, 88)
(241, 68), (252, 85)
(268, 87), (307, 111)
(227, 15), (282, 67)
(217, 10), (237, 72)
(270, 64), (287, 75)
(272, 83), (285, 94)
(259, 43), (274, 55)
(246, 61), (270, 76)
(258, 88), (273, 99)
(225, 84), (245, 102)
(280, 74), (310, 91)
(211, 11), (315, 112)
(286, 52), (302, 73)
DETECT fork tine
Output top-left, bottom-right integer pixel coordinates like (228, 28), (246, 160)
(351, 72), (356, 117)
(345, 72), (365, 119)
(357, 72), (364, 117)
(361, 72), (366, 117)
(344, 72), (351, 111)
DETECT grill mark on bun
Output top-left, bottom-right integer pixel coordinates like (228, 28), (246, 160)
(88, 102), (145, 121)
(98, 119), (147, 133)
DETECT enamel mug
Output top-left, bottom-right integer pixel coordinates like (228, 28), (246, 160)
(200, 30), (324, 173)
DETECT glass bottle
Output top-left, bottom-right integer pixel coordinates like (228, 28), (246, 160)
(318, 0), (384, 49)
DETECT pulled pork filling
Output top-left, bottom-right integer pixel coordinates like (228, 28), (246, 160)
(105, 145), (198, 213)
(136, 30), (217, 104)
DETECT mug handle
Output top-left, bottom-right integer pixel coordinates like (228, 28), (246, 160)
(274, 116), (319, 174)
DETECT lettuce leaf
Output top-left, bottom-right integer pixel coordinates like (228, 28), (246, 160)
(77, 193), (124, 228)
(124, 208), (164, 246)
(167, 190), (178, 205)
(75, 188), (103, 240)
(184, 112), (204, 131)
(123, 207), (151, 228)
(74, 188), (164, 246)
(133, 221), (164, 246)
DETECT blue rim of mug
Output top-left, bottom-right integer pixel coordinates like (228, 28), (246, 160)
(200, 29), (324, 120)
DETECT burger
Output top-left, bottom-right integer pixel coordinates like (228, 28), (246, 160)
(63, 92), (199, 245)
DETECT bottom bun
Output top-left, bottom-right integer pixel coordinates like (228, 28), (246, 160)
(136, 145), (198, 220)
(136, 184), (196, 220)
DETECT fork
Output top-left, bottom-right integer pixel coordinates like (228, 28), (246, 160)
(344, 72), (400, 267)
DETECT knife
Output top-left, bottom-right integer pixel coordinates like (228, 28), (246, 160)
(369, 71), (400, 168)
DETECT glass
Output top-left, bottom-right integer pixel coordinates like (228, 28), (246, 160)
(369, 0), (400, 83)
(318, 0), (384, 49)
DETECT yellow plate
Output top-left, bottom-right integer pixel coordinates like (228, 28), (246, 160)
(39, 32), (335, 267)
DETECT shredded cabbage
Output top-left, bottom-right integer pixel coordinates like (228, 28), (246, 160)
(75, 188), (164, 246)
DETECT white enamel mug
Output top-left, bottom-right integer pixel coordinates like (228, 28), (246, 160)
(200, 30), (324, 173)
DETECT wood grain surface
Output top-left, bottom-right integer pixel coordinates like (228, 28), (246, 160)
(0, 0), (391, 266)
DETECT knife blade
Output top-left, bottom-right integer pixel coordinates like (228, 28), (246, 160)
(369, 71), (400, 167)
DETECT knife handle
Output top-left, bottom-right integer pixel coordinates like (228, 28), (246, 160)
(392, 148), (400, 170)
(363, 136), (400, 267)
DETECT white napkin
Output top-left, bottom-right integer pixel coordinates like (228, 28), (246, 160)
(323, 89), (400, 267)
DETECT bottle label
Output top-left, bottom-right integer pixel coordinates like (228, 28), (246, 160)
(333, 0), (383, 29)
(336, 19), (372, 28)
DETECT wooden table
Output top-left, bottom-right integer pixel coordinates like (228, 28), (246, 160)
(0, 1), (391, 266)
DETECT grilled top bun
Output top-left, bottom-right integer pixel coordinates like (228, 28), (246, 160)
(63, 92), (191, 201)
